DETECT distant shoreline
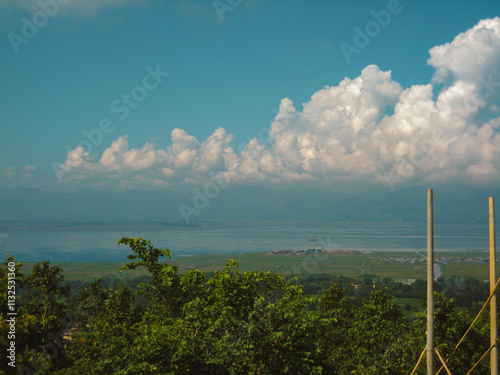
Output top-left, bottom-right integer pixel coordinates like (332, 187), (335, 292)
(1, 221), (490, 263)
(14, 250), (493, 283)
(0, 219), (434, 232)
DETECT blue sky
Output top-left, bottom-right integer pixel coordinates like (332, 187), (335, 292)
(1, 0), (499, 192)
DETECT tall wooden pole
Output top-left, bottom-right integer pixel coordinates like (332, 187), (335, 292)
(490, 197), (498, 375)
(427, 189), (434, 375)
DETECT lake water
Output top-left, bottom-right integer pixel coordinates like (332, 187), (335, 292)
(0, 222), (490, 262)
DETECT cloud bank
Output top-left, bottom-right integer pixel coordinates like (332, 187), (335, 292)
(0, 0), (146, 16)
(57, 17), (500, 190)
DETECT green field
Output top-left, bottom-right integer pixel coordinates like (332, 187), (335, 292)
(392, 298), (425, 316)
(19, 250), (493, 283)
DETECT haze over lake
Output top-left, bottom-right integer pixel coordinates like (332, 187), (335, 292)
(1, 222), (489, 262)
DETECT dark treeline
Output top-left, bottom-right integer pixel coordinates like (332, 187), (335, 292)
(1, 238), (496, 374)
(298, 272), (491, 312)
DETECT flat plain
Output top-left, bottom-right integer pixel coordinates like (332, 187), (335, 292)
(18, 250), (493, 282)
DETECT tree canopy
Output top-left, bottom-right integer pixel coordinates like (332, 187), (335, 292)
(1, 238), (495, 374)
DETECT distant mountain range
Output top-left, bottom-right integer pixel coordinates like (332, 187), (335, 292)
(0, 184), (497, 226)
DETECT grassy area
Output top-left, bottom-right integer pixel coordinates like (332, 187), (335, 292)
(165, 252), (424, 279)
(440, 262), (490, 280)
(392, 297), (425, 318)
(19, 250), (492, 283)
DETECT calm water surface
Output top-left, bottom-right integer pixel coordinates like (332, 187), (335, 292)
(0, 222), (489, 262)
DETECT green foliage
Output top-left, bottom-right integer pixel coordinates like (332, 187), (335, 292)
(347, 290), (422, 373)
(24, 261), (70, 320)
(414, 292), (491, 373)
(67, 243), (322, 374)
(316, 284), (352, 373)
(67, 283), (141, 374)
(73, 278), (109, 325)
(0, 256), (26, 375)
(4, 240), (496, 374)
(0, 259), (71, 374)
(22, 260), (71, 372)
(118, 237), (182, 318)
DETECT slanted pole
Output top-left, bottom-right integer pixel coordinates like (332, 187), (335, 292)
(490, 197), (498, 375)
(427, 189), (434, 375)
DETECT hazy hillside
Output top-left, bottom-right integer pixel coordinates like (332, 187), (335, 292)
(0, 184), (497, 226)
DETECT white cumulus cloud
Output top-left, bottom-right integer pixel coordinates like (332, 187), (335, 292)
(428, 17), (500, 84)
(2, 165), (36, 180)
(57, 18), (500, 189)
(0, 0), (148, 17)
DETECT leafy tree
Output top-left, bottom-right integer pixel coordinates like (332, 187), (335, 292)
(0, 256), (29, 375)
(67, 283), (140, 374)
(49, 238), (498, 374)
(22, 260), (71, 372)
(118, 237), (182, 319)
(73, 278), (109, 325)
(346, 289), (421, 374)
(67, 239), (322, 374)
(416, 292), (490, 373)
(24, 261), (70, 322)
(316, 283), (353, 374)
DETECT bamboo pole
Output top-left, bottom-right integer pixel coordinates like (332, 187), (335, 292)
(435, 348), (452, 375)
(466, 338), (500, 375)
(490, 197), (498, 375)
(411, 347), (427, 375)
(428, 189), (434, 375)
(436, 277), (500, 374)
